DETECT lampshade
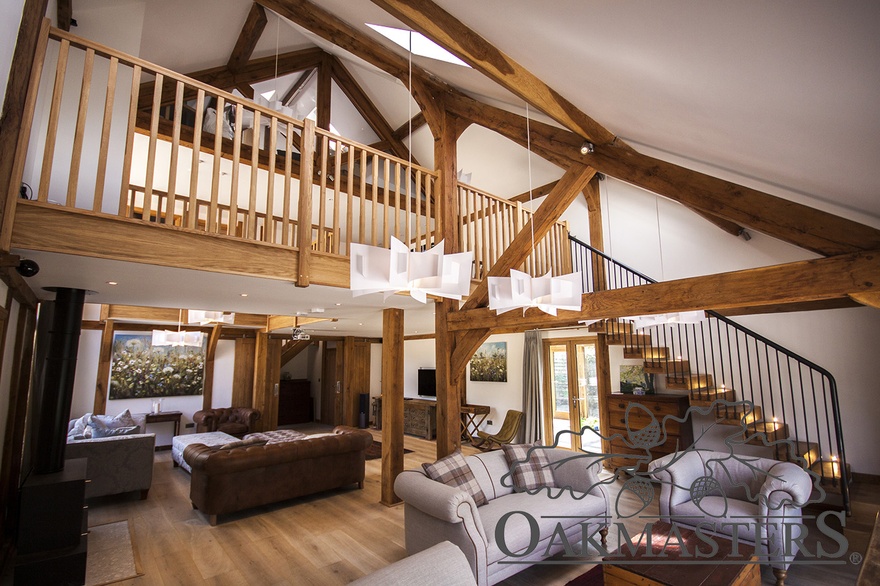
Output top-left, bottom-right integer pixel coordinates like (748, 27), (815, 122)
(628, 310), (705, 330)
(488, 269), (583, 316)
(350, 237), (473, 303)
(151, 329), (205, 347)
(187, 310), (235, 325)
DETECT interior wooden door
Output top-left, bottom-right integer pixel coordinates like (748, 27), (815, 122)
(321, 346), (341, 425)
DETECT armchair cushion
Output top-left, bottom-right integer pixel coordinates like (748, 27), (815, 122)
(423, 451), (488, 506)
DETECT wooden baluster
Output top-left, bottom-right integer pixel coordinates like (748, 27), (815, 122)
(332, 138), (342, 254)
(247, 109), (260, 239)
(39, 39), (69, 203)
(66, 47), (94, 208)
(93, 56), (118, 213)
(393, 161), (401, 242)
(425, 173), (433, 247)
(186, 89), (205, 229)
(382, 157), (391, 247)
(404, 164), (411, 248)
(118, 63), (141, 215)
(414, 169), (423, 249)
(466, 188), (476, 278)
(265, 117), (277, 242)
(371, 153), (379, 246)
(481, 193), (490, 277)
(165, 81), (184, 224)
(359, 148), (367, 245)
(345, 142), (354, 254)
(208, 96), (225, 234)
(141, 72), (164, 222)
(318, 133), (330, 250)
(229, 104), (243, 236)
(281, 122), (293, 245)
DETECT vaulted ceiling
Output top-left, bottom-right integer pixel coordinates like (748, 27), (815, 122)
(23, 0), (880, 334)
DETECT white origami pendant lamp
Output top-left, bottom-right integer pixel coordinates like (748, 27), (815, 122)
(488, 270), (583, 316)
(350, 237), (473, 303)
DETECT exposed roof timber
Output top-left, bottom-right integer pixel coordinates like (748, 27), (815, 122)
(715, 298), (861, 317)
(849, 291), (880, 310)
(138, 47), (326, 109)
(447, 249), (880, 332)
(392, 112), (426, 143)
(509, 180), (559, 203)
(282, 67), (316, 106)
(256, 0), (877, 257)
(328, 55), (417, 163)
(441, 91), (880, 257)
(372, 0), (621, 148)
(227, 3), (268, 73)
(57, 0), (72, 32)
(235, 83), (255, 99)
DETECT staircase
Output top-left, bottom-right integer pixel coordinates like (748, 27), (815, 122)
(571, 236), (851, 513)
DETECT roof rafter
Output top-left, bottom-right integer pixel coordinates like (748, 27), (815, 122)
(227, 3), (268, 73)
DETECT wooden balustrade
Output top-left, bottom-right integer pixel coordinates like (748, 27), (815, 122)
(14, 25), (569, 287)
(459, 184), (570, 280)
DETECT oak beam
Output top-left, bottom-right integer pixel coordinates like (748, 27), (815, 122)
(380, 308), (404, 505)
(509, 180), (559, 204)
(392, 112), (426, 143)
(316, 53), (332, 131)
(93, 318), (114, 415)
(584, 175), (607, 292)
(280, 339), (312, 365)
(201, 324), (224, 411)
(282, 68), (316, 106)
(448, 250), (880, 332)
(227, 3), (268, 73)
(296, 118), (316, 287)
(329, 56), (415, 163)
(57, 0), (72, 31)
(138, 47), (325, 108)
(461, 163), (596, 311)
(372, 0), (619, 147)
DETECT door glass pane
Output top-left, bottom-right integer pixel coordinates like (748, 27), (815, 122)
(549, 344), (571, 447)
(575, 342), (601, 452)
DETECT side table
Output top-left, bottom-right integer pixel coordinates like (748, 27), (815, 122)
(143, 411), (182, 451)
(460, 404), (490, 443)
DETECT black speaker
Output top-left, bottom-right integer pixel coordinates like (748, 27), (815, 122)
(358, 393), (369, 429)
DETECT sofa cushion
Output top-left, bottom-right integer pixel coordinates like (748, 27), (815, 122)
(91, 424), (140, 438)
(423, 451), (488, 506)
(68, 413), (91, 440)
(467, 450), (516, 501)
(219, 437), (268, 450)
(502, 444), (555, 491)
(478, 489), (605, 563)
(86, 411), (140, 438)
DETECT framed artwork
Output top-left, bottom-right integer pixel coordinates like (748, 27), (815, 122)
(619, 364), (655, 394)
(470, 341), (508, 382)
(109, 333), (207, 399)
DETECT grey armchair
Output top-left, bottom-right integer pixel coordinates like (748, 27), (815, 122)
(648, 449), (813, 586)
(65, 433), (156, 499)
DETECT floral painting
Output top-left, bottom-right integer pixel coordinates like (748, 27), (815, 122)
(619, 364), (655, 394)
(470, 341), (507, 382)
(109, 333), (206, 399)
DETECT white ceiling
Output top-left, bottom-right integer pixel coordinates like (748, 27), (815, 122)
(24, 0), (880, 335)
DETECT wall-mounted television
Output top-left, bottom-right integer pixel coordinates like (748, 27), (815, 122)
(418, 368), (436, 398)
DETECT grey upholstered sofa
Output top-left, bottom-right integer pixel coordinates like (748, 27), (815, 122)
(65, 432), (155, 498)
(648, 449), (813, 586)
(394, 448), (609, 586)
(350, 541), (476, 586)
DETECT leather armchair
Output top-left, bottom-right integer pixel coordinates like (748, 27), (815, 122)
(193, 407), (261, 437)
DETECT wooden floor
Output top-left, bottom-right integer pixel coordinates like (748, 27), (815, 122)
(85, 426), (879, 586)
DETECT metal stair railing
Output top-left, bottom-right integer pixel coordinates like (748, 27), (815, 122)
(570, 235), (849, 514)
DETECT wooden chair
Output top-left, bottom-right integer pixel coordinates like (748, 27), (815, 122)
(474, 410), (523, 451)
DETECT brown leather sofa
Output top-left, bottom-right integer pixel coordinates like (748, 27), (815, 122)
(192, 407), (261, 437)
(183, 426), (372, 525)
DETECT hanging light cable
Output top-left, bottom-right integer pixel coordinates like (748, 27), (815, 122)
(349, 29), (473, 303)
(487, 104), (584, 316)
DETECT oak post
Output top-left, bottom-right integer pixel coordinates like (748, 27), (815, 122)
(93, 319), (115, 415)
(296, 118), (316, 286)
(380, 308), (404, 506)
(201, 324), (223, 411)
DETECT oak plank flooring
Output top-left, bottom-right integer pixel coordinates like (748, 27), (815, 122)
(84, 426), (878, 585)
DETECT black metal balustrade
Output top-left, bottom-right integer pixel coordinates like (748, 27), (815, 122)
(570, 235), (850, 514)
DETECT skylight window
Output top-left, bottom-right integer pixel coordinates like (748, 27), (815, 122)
(366, 23), (471, 68)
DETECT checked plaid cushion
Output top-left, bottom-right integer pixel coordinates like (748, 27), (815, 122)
(422, 451), (488, 506)
(502, 443), (556, 491)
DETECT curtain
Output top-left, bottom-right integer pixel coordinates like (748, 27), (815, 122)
(521, 330), (542, 444)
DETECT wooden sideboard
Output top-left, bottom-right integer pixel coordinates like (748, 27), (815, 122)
(605, 393), (693, 471)
(373, 397), (437, 439)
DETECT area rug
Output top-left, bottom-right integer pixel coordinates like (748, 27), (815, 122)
(365, 441), (413, 460)
(85, 520), (143, 586)
(564, 564), (603, 586)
